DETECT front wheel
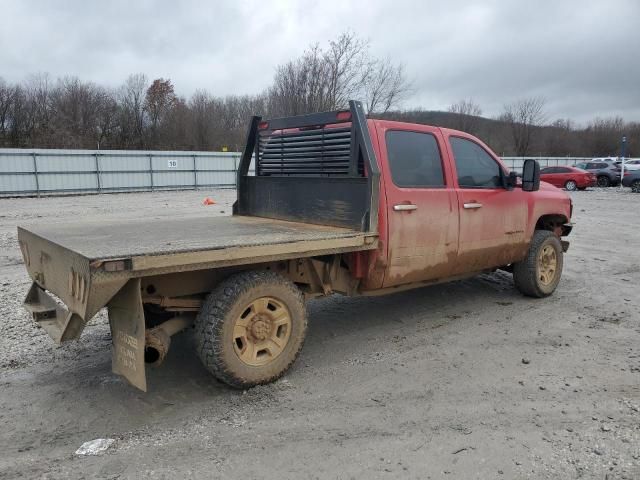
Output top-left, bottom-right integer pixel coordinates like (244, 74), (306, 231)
(597, 176), (610, 187)
(632, 180), (640, 193)
(564, 180), (577, 191)
(195, 270), (307, 388)
(513, 230), (563, 297)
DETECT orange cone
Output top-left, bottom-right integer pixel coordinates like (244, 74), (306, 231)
(203, 197), (216, 205)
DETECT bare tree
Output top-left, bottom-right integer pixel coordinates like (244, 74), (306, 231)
(324, 33), (368, 109)
(268, 44), (333, 116)
(447, 98), (483, 133)
(0, 77), (15, 141)
(118, 73), (148, 147)
(268, 32), (409, 116)
(364, 59), (410, 113)
(583, 117), (625, 156)
(501, 97), (546, 156)
(95, 88), (119, 148)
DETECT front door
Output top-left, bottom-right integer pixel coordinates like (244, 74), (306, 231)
(381, 126), (459, 287)
(444, 134), (529, 273)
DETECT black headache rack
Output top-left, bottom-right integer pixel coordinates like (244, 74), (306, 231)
(234, 100), (380, 233)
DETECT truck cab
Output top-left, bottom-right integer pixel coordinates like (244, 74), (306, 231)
(359, 119), (572, 290)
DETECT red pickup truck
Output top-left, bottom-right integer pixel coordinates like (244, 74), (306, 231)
(18, 101), (572, 391)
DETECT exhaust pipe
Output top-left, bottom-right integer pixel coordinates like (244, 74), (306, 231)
(144, 314), (194, 366)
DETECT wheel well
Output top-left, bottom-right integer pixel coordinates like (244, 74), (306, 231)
(535, 214), (570, 236)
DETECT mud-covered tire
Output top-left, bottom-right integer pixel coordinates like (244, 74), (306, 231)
(195, 270), (307, 388)
(513, 230), (563, 298)
(564, 180), (577, 191)
(597, 175), (610, 187)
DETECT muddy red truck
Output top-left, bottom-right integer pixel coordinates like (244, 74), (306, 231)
(17, 101), (573, 391)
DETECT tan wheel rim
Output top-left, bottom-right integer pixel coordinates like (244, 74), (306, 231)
(537, 245), (558, 286)
(232, 296), (292, 366)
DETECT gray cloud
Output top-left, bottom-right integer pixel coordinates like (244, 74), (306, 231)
(1, 0), (638, 124)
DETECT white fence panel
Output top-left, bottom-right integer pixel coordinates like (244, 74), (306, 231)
(0, 149), (241, 197)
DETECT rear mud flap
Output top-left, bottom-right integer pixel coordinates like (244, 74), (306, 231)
(107, 278), (147, 392)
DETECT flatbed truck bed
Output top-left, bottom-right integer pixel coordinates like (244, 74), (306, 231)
(19, 215), (376, 273)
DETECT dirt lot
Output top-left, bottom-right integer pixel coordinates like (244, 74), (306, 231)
(0, 188), (638, 479)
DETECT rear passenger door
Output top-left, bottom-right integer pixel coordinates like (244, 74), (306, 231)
(445, 134), (529, 273)
(380, 126), (459, 287)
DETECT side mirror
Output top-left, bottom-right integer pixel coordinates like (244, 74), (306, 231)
(505, 171), (518, 190)
(522, 159), (540, 192)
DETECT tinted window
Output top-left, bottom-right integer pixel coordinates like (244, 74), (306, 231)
(541, 167), (557, 174)
(385, 130), (445, 187)
(586, 163), (597, 169)
(556, 167), (571, 173)
(450, 137), (502, 188)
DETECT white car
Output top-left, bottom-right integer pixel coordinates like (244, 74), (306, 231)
(620, 159), (640, 171)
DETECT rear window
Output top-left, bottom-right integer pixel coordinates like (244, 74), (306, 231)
(385, 130), (445, 187)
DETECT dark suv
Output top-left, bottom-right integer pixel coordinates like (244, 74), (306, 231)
(573, 161), (621, 187)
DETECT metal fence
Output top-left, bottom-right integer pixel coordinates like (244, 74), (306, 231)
(0, 148), (622, 197)
(0, 149), (244, 197)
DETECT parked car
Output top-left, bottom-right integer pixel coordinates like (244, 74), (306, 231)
(620, 159), (640, 171)
(593, 157), (619, 164)
(573, 161), (621, 187)
(622, 170), (640, 192)
(540, 166), (596, 191)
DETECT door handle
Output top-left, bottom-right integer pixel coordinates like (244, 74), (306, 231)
(393, 204), (418, 211)
(463, 202), (483, 209)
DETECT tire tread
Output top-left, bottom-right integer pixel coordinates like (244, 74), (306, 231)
(194, 270), (307, 388)
(513, 230), (563, 298)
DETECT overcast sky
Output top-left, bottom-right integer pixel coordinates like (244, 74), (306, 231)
(1, 0), (639, 124)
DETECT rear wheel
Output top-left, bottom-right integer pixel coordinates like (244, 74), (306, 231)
(195, 270), (307, 388)
(632, 180), (640, 193)
(513, 230), (563, 297)
(597, 175), (610, 187)
(564, 180), (577, 191)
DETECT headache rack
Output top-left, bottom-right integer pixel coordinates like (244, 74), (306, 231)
(234, 100), (380, 232)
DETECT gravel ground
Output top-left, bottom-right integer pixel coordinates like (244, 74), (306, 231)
(0, 188), (638, 479)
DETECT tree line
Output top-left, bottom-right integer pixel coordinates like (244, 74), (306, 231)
(382, 99), (638, 157)
(0, 32), (636, 157)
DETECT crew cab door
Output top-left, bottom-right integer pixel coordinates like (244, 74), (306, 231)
(379, 124), (459, 287)
(444, 133), (529, 273)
